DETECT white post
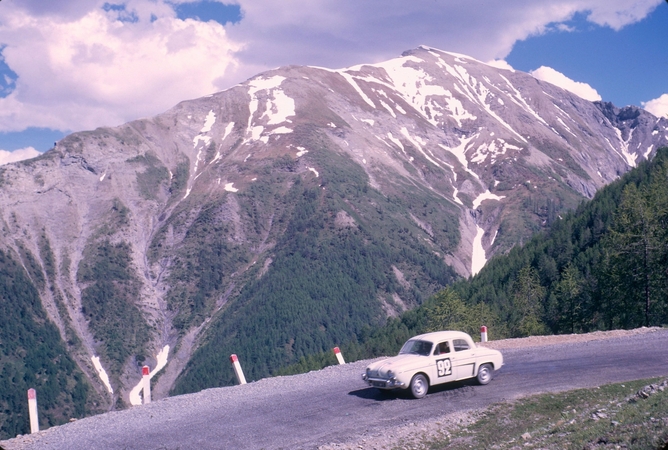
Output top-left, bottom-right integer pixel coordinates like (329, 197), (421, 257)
(142, 366), (151, 404)
(230, 354), (247, 385)
(480, 325), (488, 343)
(333, 347), (345, 364)
(27, 388), (39, 434)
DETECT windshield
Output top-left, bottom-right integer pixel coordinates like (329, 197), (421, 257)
(399, 339), (433, 356)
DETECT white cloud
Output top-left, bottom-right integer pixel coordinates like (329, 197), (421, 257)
(486, 60), (515, 72)
(0, 0), (662, 137)
(530, 66), (602, 101)
(228, 0), (664, 71)
(642, 94), (668, 118)
(0, 147), (41, 165)
(585, 0), (662, 30)
(0, 3), (242, 133)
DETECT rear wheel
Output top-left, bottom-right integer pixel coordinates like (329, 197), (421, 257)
(476, 363), (493, 385)
(410, 374), (429, 399)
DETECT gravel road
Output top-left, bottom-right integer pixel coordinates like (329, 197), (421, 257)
(2, 327), (667, 450)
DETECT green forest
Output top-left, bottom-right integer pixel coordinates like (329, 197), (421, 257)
(0, 249), (92, 440)
(275, 147), (668, 374)
(170, 139), (461, 394)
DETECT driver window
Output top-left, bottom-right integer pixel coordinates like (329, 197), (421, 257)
(434, 341), (450, 355)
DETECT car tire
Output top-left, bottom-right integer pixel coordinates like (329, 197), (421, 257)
(476, 363), (493, 385)
(409, 374), (429, 399)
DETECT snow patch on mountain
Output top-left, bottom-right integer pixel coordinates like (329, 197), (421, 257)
(264, 91), (295, 125)
(92, 356), (113, 394)
(400, 127), (443, 168)
(129, 345), (170, 406)
(201, 110), (216, 133)
(376, 56), (475, 127)
(439, 136), (479, 180)
(615, 128), (638, 167)
(193, 110), (216, 147)
(644, 145), (654, 159)
(222, 122), (234, 141)
(338, 70), (376, 108)
(473, 190), (505, 209)
(471, 225), (486, 276)
(270, 126), (293, 135)
(245, 76), (295, 143)
(212, 122), (236, 162)
(452, 186), (464, 205)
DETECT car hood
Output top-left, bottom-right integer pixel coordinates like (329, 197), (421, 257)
(366, 354), (429, 378)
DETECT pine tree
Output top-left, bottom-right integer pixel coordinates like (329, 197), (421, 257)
(605, 182), (663, 327)
(554, 264), (584, 333)
(509, 266), (547, 336)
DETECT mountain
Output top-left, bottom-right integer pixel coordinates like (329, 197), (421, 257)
(0, 46), (667, 434)
(340, 146), (668, 364)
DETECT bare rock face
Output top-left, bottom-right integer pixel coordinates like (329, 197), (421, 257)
(1, 46), (667, 406)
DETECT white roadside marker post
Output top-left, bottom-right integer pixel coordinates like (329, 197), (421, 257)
(230, 354), (247, 385)
(481, 325), (488, 343)
(333, 347), (345, 364)
(27, 388), (39, 434)
(142, 365), (151, 404)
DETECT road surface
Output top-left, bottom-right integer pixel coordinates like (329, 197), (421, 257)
(2, 328), (668, 449)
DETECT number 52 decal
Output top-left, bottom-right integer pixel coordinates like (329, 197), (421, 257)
(436, 358), (452, 377)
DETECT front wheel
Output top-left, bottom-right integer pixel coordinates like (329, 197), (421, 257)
(476, 363), (493, 385)
(410, 374), (429, 399)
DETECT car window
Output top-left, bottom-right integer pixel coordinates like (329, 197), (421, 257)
(399, 339), (433, 356)
(433, 341), (450, 355)
(453, 339), (470, 352)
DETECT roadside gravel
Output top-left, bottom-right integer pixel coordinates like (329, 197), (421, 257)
(479, 326), (661, 350)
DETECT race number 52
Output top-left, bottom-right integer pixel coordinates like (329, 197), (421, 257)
(436, 358), (452, 377)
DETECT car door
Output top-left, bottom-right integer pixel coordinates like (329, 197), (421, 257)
(451, 338), (477, 380)
(428, 340), (456, 386)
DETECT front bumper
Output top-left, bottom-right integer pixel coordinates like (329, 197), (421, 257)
(362, 373), (406, 389)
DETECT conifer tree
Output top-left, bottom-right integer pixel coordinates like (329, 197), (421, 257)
(605, 181), (663, 327)
(509, 266), (547, 336)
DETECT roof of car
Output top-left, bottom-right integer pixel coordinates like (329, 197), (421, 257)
(409, 330), (473, 342)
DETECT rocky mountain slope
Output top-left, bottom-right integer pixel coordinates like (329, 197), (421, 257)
(0, 46), (666, 418)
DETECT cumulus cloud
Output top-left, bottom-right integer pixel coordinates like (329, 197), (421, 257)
(227, 0), (664, 71)
(486, 60), (515, 72)
(530, 66), (602, 101)
(0, 2), (242, 133)
(0, 147), (40, 165)
(0, 0), (663, 139)
(584, 0), (662, 30)
(642, 94), (668, 118)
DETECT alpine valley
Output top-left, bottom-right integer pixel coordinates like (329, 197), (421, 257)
(1, 46), (667, 435)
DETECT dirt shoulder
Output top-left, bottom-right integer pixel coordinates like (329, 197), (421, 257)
(479, 326), (663, 350)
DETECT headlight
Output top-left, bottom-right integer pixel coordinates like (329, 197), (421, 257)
(387, 370), (394, 377)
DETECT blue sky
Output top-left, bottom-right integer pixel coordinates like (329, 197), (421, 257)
(507, 6), (668, 110)
(0, 0), (666, 164)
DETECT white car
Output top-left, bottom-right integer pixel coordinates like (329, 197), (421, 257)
(362, 330), (503, 398)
